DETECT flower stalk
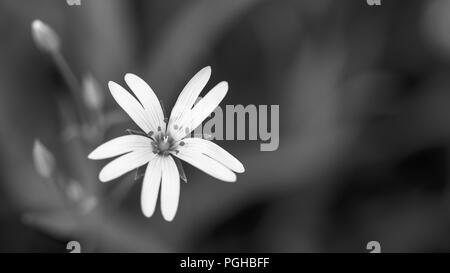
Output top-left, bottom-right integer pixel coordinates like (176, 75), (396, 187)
(32, 20), (90, 126)
(51, 50), (91, 125)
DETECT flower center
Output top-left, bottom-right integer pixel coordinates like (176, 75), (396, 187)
(151, 133), (176, 156)
(158, 139), (171, 151)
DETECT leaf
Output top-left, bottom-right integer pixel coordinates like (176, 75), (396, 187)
(174, 157), (187, 183)
(134, 165), (147, 181)
(22, 210), (80, 238)
(160, 99), (168, 124)
(126, 129), (147, 137)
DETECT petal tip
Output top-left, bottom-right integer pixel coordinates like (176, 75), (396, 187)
(204, 66), (211, 73)
(87, 151), (96, 160)
(236, 160), (245, 173)
(162, 212), (176, 222)
(98, 170), (114, 183)
(107, 81), (119, 91)
(124, 73), (139, 82)
(216, 81), (229, 93)
(141, 197), (156, 218)
(141, 209), (153, 218)
(195, 66), (211, 81)
(161, 197), (178, 222)
(224, 173), (237, 183)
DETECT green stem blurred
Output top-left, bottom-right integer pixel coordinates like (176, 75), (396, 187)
(51, 51), (90, 125)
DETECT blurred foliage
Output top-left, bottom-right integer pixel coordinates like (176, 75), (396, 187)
(0, 0), (450, 252)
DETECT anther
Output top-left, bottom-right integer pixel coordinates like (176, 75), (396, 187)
(179, 141), (185, 146)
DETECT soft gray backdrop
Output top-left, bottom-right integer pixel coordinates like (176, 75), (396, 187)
(0, 0), (449, 252)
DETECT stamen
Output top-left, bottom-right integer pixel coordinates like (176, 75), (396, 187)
(151, 132), (176, 156)
(179, 141), (185, 146)
(148, 131), (154, 137)
(157, 126), (161, 131)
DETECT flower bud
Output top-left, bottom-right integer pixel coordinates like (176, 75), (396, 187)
(32, 140), (56, 178)
(82, 74), (104, 111)
(31, 20), (60, 54)
(66, 180), (84, 202)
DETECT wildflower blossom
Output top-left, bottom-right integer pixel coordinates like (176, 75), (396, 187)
(88, 67), (244, 221)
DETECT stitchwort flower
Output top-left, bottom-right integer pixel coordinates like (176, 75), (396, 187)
(88, 67), (244, 221)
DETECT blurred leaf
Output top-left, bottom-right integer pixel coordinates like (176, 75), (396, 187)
(22, 210), (80, 238)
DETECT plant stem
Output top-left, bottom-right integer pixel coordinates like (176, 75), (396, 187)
(51, 51), (90, 125)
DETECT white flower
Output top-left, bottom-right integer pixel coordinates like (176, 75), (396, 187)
(88, 67), (244, 221)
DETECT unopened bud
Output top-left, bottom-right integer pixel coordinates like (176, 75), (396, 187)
(31, 20), (60, 54)
(82, 74), (104, 111)
(80, 196), (98, 214)
(66, 180), (84, 202)
(32, 140), (56, 178)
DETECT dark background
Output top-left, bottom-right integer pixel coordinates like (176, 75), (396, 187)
(1, 0), (450, 252)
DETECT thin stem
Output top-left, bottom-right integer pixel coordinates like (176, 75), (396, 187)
(48, 173), (73, 208)
(51, 51), (90, 124)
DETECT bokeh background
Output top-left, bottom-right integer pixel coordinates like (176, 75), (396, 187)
(1, 0), (450, 252)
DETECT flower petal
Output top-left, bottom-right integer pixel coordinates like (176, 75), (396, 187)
(141, 156), (162, 218)
(108, 81), (154, 133)
(88, 135), (152, 160)
(124, 74), (166, 133)
(172, 149), (236, 182)
(180, 138), (244, 173)
(168, 66), (211, 130)
(160, 156), (180, 222)
(171, 81), (228, 141)
(98, 149), (155, 182)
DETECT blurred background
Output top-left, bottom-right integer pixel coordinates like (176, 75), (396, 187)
(0, 0), (450, 252)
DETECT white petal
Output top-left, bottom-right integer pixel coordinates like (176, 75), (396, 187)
(180, 138), (244, 173)
(160, 156), (180, 222)
(99, 149), (155, 182)
(141, 156), (162, 218)
(108, 81), (154, 133)
(124, 74), (166, 133)
(88, 135), (152, 160)
(168, 66), (211, 130)
(171, 81), (228, 141)
(172, 149), (236, 182)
